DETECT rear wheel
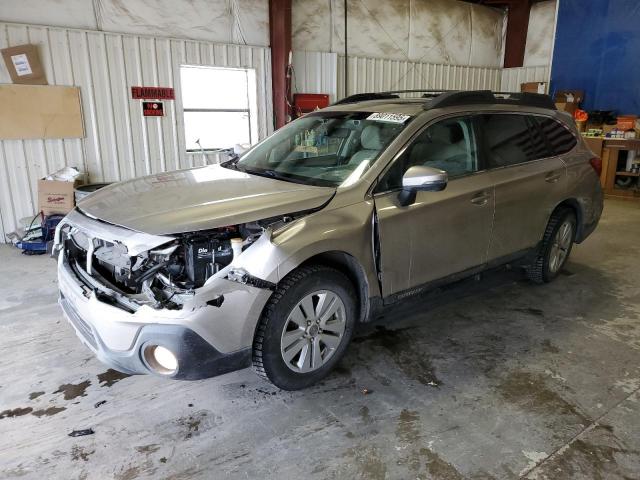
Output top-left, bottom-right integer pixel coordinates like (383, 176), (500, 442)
(527, 208), (576, 284)
(252, 265), (356, 390)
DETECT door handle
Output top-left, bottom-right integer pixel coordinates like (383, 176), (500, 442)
(545, 172), (561, 183)
(471, 192), (490, 206)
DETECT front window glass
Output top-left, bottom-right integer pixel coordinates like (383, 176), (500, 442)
(226, 112), (410, 187)
(376, 116), (478, 192)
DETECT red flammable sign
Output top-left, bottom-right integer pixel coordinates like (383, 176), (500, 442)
(131, 86), (175, 100)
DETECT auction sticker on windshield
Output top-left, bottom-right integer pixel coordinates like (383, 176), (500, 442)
(367, 112), (411, 124)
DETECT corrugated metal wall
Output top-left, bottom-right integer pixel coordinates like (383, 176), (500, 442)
(500, 66), (550, 93)
(0, 22), (272, 239)
(294, 51), (504, 100)
(291, 51), (338, 101)
(337, 55), (503, 99)
(292, 51), (548, 99)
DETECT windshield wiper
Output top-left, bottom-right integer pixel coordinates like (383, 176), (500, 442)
(242, 167), (312, 184)
(243, 168), (282, 179)
(221, 154), (242, 170)
(258, 169), (278, 178)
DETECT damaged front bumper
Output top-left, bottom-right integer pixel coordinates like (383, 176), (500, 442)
(55, 211), (274, 380)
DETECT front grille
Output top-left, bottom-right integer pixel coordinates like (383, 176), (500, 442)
(60, 293), (97, 349)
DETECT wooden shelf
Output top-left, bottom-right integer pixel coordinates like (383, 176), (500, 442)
(603, 139), (640, 150)
(616, 171), (640, 177)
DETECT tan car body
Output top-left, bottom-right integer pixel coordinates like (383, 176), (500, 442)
(55, 98), (603, 378)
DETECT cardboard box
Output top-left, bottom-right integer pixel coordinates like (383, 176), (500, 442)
(38, 178), (82, 215)
(0, 85), (83, 139)
(555, 102), (578, 115)
(554, 90), (584, 104)
(521, 82), (547, 94)
(617, 115), (638, 131)
(1, 44), (47, 85)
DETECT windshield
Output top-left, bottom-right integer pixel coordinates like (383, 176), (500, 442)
(225, 111), (411, 187)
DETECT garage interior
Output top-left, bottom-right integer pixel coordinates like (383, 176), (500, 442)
(1, 0), (639, 479)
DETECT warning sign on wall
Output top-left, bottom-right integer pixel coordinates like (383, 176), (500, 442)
(131, 86), (174, 100)
(143, 101), (164, 117)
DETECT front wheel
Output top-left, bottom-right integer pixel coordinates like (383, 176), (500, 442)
(527, 208), (576, 284)
(252, 265), (356, 390)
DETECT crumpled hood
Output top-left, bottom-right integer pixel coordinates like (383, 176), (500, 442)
(78, 164), (335, 235)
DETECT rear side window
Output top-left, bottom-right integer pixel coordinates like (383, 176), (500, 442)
(480, 114), (549, 168)
(534, 116), (577, 155)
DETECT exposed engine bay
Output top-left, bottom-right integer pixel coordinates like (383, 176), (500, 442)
(60, 214), (295, 311)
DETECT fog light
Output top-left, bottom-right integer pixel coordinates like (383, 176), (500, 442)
(144, 345), (178, 375)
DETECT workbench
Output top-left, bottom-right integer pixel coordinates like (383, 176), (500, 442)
(596, 138), (640, 199)
(585, 137), (640, 198)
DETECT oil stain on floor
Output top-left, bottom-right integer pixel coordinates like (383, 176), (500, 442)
(353, 326), (442, 387)
(97, 369), (131, 387)
(53, 380), (91, 400)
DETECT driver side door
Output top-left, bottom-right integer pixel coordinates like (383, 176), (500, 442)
(373, 115), (495, 299)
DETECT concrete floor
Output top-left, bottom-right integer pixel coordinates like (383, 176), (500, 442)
(1, 199), (639, 480)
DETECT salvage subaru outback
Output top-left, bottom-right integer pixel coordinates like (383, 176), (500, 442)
(54, 90), (603, 390)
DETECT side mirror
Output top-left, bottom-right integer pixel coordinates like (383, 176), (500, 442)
(398, 166), (448, 206)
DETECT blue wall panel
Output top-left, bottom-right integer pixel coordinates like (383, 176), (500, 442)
(551, 0), (640, 114)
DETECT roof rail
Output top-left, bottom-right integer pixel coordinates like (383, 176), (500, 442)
(333, 92), (400, 105)
(380, 89), (454, 96)
(333, 89), (556, 110)
(424, 90), (556, 110)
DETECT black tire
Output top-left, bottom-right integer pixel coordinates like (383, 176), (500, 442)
(252, 264), (356, 390)
(527, 208), (577, 284)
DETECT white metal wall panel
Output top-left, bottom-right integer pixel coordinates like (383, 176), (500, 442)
(500, 66), (551, 93)
(336, 55), (502, 99)
(291, 51), (338, 102)
(0, 22), (272, 239)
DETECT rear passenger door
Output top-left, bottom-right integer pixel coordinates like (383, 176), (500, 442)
(481, 113), (569, 261)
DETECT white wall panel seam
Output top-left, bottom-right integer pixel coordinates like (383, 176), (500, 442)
(20, 140), (36, 213)
(117, 34), (137, 179)
(101, 33), (122, 181)
(0, 199), (4, 240)
(78, 30), (105, 181)
(135, 35), (153, 177)
(0, 142), (17, 237)
(31, 27), (54, 176)
(164, 39), (181, 172)
(66, 28), (90, 178)
(152, 37), (167, 173)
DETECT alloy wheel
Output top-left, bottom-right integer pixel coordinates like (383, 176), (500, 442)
(549, 220), (573, 273)
(280, 290), (346, 373)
